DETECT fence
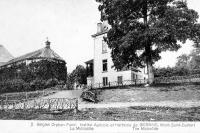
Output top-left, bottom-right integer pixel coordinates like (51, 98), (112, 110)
(90, 79), (147, 89)
(0, 98), (78, 111)
(89, 74), (200, 89)
(154, 74), (200, 84)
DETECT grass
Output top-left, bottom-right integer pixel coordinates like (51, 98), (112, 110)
(94, 84), (200, 103)
(0, 90), (57, 101)
(1, 106), (200, 121)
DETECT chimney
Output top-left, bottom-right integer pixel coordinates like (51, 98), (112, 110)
(45, 39), (50, 49)
(97, 22), (103, 33)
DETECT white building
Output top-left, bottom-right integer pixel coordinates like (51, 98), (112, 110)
(85, 22), (148, 88)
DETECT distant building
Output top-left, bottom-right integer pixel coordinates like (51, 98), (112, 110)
(0, 40), (67, 82)
(85, 22), (148, 88)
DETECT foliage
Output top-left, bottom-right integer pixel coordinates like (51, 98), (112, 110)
(175, 46), (200, 70)
(45, 78), (59, 88)
(71, 65), (87, 85)
(175, 54), (190, 69)
(66, 73), (75, 90)
(30, 78), (46, 91)
(0, 79), (30, 93)
(188, 48), (200, 69)
(0, 59), (67, 83)
(154, 67), (190, 78)
(66, 65), (87, 90)
(96, 0), (200, 83)
(154, 66), (200, 78)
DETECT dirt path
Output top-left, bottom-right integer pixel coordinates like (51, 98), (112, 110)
(42, 90), (83, 100)
(3, 89), (200, 110)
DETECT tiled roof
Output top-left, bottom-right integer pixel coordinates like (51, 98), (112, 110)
(1, 41), (65, 67)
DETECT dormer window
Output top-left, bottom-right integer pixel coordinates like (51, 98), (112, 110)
(102, 40), (107, 54)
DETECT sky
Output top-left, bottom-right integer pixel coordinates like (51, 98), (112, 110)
(0, 0), (199, 72)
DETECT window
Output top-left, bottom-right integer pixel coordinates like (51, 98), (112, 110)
(117, 76), (123, 85)
(102, 59), (108, 72)
(103, 77), (108, 86)
(102, 40), (107, 53)
(132, 73), (138, 80)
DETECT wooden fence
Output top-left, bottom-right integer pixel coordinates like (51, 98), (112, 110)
(0, 98), (78, 111)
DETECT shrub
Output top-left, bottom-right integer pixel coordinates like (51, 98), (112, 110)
(30, 78), (46, 91)
(45, 78), (59, 88)
(0, 79), (29, 93)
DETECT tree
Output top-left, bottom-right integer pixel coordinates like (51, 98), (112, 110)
(188, 47), (200, 69)
(67, 65), (87, 89)
(175, 54), (190, 69)
(96, 0), (200, 84)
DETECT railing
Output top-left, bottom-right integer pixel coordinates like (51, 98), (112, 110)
(0, 98), (78, 111)
(90, 79), (147, 89)
(88, 74), (200, 89)
(154, 74), (200, 84)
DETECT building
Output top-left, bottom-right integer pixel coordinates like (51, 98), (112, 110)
(0, 40), (67, 83)
(85, 22), (148, 88)
(0, 45), (14, 66)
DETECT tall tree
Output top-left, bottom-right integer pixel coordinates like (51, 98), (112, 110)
(96, 0), (200, 84)
(71, 65), (87, 85)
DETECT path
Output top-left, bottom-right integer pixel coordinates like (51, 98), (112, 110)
(2, 89), (200, 110)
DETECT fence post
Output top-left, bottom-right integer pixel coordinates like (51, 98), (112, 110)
(109, 82), (110, 87)
(74, 99), (78, 114)
(135, 79), (136, 85)
(24, 100), (26, 110)
(6, 98), (8, 110)
(48, 99), (51, 110)
(99, 83), (101, 88)
(26, 92), (28, 100)
(1, 100), (4, 110)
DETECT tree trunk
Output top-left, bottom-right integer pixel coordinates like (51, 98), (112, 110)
(147, 61), (154, 84)
(142, 1), (154, 85)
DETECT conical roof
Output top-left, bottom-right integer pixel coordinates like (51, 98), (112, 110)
(0, 45), (14, 66)
(1, 41), (65, 67)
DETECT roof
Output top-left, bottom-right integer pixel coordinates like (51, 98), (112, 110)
(91, 31), (108, 38)
(0, 45), (14, 63)
(85, 59), (93, 64)
(1, 41), (65, 67)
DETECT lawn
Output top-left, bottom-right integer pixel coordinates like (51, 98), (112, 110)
(1, 84), (200, 121)
(97, 84), (200, 103)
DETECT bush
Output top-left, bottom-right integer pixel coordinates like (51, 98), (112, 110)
(45, 78), (59, 88)
(154, 67), (190, 78)
(30, 78), (46, 91)
(0, 79), (29, 93)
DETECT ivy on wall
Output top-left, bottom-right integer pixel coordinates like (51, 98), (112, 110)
(0, 58), (67, 93)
